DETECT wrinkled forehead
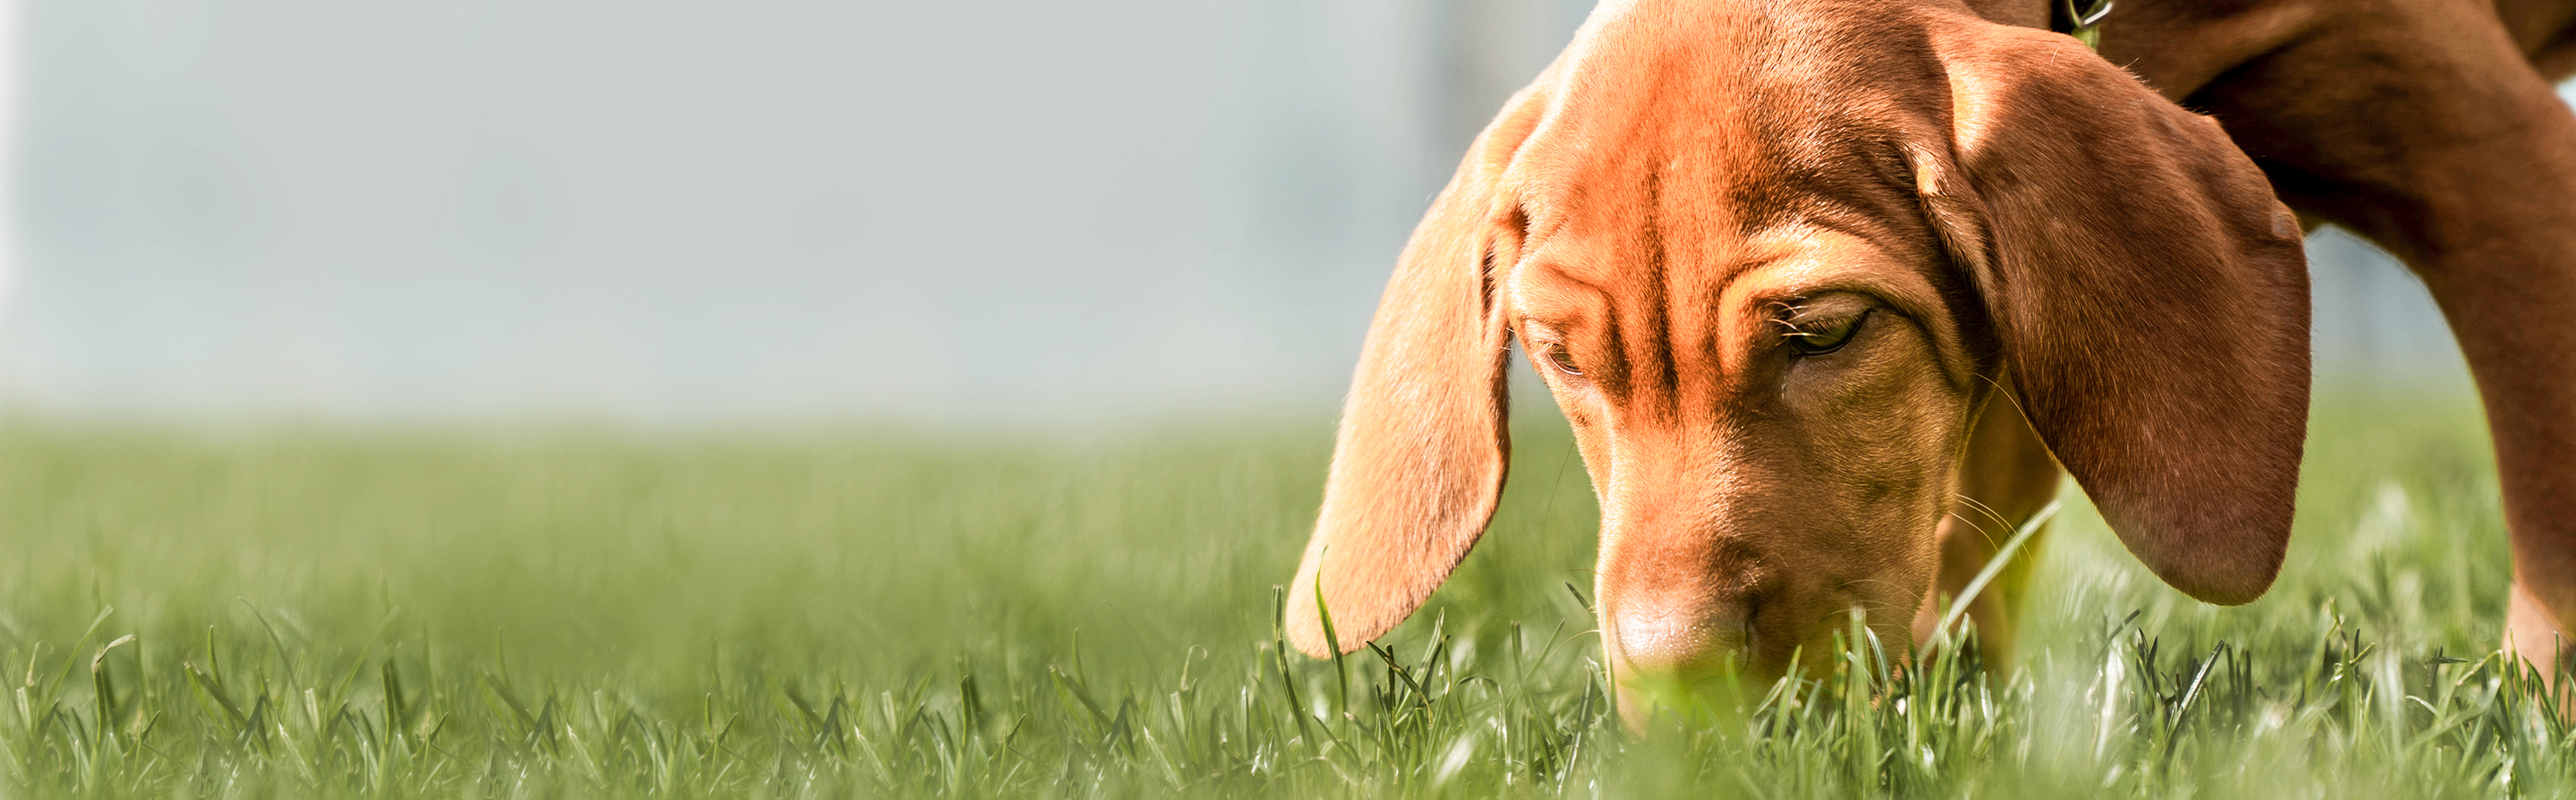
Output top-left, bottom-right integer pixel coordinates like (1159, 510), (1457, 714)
(1499, 0), (1950, 285)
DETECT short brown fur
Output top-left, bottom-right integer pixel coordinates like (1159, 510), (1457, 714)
(1286, 0), (2576, 722)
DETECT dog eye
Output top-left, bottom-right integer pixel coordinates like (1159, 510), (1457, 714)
(1542, 345), (1583, 377)
(1784, 310), (1870, 356)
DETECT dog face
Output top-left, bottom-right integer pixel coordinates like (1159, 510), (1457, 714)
(1497, 8), (1997, 683)
(1284, 0), (2309, 719)
(1510, 207), (1981, 685)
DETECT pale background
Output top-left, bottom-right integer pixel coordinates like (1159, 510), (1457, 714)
(0, 0), (2505, 425)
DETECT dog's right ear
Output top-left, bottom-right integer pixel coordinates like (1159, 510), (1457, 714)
(1913, 17), (2310, 606)
(1284, 88), (1549, 658)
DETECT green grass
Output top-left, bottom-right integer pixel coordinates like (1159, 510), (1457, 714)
(0, 388), (2561, 797)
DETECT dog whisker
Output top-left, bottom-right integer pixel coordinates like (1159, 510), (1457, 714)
(1950, 496), (2014, 546)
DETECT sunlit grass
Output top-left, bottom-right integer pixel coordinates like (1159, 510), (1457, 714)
(0, 387), (2562, 797)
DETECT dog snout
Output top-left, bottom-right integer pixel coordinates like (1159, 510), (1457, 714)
(1606, 592), (1759, 677)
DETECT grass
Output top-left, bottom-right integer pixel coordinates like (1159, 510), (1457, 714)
(0, 387), (2562, 797)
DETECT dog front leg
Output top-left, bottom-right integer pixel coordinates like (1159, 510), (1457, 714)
(2180, 4), (2576, 681)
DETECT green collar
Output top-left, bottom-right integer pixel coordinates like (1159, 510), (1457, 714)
(2052, 0), (2114, 50)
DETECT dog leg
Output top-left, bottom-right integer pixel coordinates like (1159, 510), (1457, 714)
(2179, 4), (2576, 679)
(1911, 391), (2062, 662)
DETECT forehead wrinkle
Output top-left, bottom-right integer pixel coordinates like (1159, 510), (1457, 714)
(1516, 163), (1795, 425)
(1798, 207), (1931, 266)
(1652, 215), (1766, 400)
(1515, 259), (1615, 308)
(1687, 248), (1792, 386)
(1509, 260), (1618, 349)
(1509, 0), (1965, 413)
(1631, 169), (1682, 420)
(1509, 259), (1648, 403)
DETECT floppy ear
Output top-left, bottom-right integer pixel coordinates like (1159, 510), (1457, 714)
(1283, 93), (1546, 657)
(1918, 21), (2310, 605)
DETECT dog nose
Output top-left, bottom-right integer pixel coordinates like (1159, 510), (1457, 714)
(1606, 594), (1775, 728)
(1609, 599), (1752, 677)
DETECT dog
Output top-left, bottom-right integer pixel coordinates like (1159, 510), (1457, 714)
(1281, 0), (2576, 723)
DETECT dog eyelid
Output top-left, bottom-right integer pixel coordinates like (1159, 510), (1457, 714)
(1541, 344), (1584, 377)
(1514, 322), (1589, 380)
(1780, 308), (1872, 356)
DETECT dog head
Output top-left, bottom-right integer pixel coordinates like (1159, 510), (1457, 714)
(1284, 0), (2308, 714)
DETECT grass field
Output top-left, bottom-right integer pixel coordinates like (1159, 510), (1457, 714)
(0, 387), (2562, 797)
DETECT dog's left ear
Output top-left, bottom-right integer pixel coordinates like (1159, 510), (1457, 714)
(1281, 88), (1547, 657)
(1914, 18), (2311, 605)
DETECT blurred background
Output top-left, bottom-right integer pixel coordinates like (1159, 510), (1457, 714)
(0, 6), (2547, 795)
(0, 0), (2505, 426)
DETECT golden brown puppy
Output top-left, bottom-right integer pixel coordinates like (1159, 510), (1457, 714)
(1285, 0), (2576, 724)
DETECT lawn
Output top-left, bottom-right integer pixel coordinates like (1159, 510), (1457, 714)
(0, 387), (2561, 797)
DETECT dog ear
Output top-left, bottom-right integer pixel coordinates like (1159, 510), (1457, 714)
(1917, 21), (2310, 605)
(1283, 91), (1547, 657)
